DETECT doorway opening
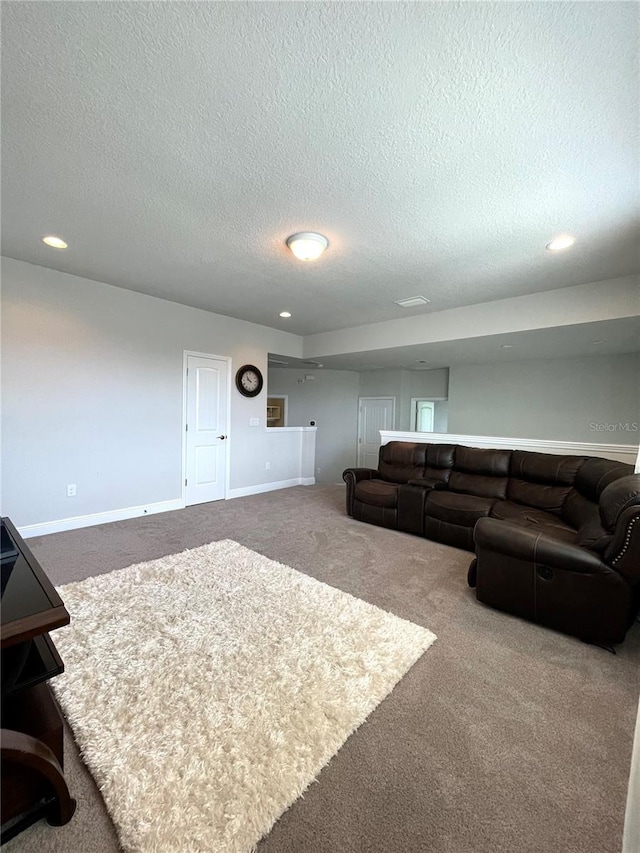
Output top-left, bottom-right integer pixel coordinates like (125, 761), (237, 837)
(411, 399), (435, 432)
(266, 396), (288, 427)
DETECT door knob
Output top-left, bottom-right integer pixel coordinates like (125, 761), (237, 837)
(217, 435), (226, 440)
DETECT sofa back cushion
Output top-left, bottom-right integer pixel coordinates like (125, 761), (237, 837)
(574, 457), (633, 502)
(562, 458), (633, 540)
(424, 444), (456, 485)
(449, 446), (511, 499)
(378, 442), (428, 484)
(507, 451), (586, 515)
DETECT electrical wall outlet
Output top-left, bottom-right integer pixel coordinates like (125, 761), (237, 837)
(66, 484), (77, 497)
(265, 462), (271, 470)
(249, 417), (260, 427)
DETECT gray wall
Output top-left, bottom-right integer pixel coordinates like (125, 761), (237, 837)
(1, 258), (304, 526)
(268, 368), (359, 483)
(447, 355), (640, 442)
(359, 368), (449, 431)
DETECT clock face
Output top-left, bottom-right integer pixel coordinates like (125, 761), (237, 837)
(241, 370), (259, 392)
(236, 365), (264, 397)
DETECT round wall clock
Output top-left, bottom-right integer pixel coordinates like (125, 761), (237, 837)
(235, 364), (264, 397)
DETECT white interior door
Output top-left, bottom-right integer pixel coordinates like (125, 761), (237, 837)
(185, 354), (229, 505)
(413, 400), (435, 432)
(358, 397), (395, 467)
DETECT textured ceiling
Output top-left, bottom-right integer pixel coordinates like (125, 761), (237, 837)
(2, 1), (639, 335)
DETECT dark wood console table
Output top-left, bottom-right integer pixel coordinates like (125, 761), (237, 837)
(1, 517), (76, 844)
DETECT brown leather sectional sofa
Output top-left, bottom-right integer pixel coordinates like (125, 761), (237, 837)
(343, 441), (640, 645)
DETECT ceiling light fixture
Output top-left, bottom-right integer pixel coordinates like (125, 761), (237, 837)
(286, 232), (328, 261)
(279, 311), (292, 318)
(42, 235), (68, 249)
(501, 344), (514, 349)
(592, 340), (605, 344)
(546, 234), (575, 252)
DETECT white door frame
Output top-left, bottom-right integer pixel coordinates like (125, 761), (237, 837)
(182, 351), (232, 506)
(358, 396), (396, 466)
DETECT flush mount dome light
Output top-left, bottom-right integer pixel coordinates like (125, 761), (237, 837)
(279, 311), (292, 318)
(286, 232), (328, 261)
(546, 234), (575, 252)
(42, 235), (68, 249)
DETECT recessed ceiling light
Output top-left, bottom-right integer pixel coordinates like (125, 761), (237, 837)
(501, 344), (514, 349)
(279, 311), (292, 318)
(42, 235), (68, 249)
(592, 340), (605, 344)
(286, 232), (328, 261)
(546, 234), (575, 252)
(416, 360), (429, 364)
(395, 296), (431, 308)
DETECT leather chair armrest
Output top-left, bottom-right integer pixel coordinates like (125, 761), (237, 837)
(474, 518), (606, 575)
(342, 468), (379, 516)
(599, 475), (640, 531)
(406, 478), (447, 489)
(342, 468), (379, 483)
(604, 506), (640, 582)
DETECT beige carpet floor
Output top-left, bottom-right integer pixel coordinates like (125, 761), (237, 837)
(5, 484), (640, 853)
(52, 540), (435, 853)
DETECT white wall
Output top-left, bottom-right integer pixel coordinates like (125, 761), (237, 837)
(447, 354), (640, 443)
(1, 258), (305, 527)
(267, 368), (359, 483)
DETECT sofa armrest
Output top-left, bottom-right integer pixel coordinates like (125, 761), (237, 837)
(342, 468), (379, 516)
(604, 506), (640, 582)
(343, 468), (379, 483)
(474, 518), (606, 575)
(406, 478), (447, 490)
(599, 475), (640, 531)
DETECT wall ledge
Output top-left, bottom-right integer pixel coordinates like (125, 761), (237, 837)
(379, 431), (639, 467)
(263, 426), (318, 432)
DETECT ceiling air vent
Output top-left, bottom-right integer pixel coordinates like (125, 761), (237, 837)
(394, 295), (431, 308)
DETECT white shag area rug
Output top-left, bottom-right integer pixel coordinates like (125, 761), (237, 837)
(53, 540), (436, 853)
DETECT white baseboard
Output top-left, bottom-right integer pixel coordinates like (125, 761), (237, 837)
(227, 477), (315, 500)
(17, 479), (318, 538)
(18, 498), (185, 539)
(379, 431), (639, 467)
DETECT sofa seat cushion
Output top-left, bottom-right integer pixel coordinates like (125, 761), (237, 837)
(489, 500), (577, 544)
(354, 479), (399, 509)
(426, 491), (496, 527)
